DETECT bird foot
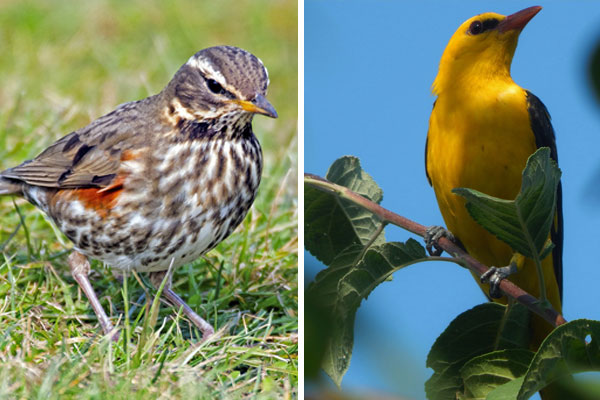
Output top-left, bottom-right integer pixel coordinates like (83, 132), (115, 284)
(425, 226), (456, 256)
(480, 263), (518, 299)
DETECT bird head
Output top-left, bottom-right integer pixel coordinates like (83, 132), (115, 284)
(164, 46), (277, 126)
(432, 6), (541, 95)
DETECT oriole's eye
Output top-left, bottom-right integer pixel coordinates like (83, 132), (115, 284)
(468, 20), (483, 35)
(207, 79), (224, 94)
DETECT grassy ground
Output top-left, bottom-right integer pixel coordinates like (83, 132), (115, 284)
(0, 1), (297, 398)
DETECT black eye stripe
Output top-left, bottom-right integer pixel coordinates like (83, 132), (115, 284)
(468, 18), (500, 35)
(482, 18), (499, 31)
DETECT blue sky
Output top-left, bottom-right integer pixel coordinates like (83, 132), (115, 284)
(305, 1), (600, 398)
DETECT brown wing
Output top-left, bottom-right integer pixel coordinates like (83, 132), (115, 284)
(1, 98), (158, 189)
(2, 132), (122, 188)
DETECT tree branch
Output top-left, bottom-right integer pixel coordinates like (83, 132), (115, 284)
(304, 172), (567, 328)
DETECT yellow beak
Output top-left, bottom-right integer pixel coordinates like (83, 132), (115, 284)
(232, 94), (278, 118)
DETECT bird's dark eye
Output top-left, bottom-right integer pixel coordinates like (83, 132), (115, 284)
(468, 20), (483, 35)
(206, 79), (224, 94)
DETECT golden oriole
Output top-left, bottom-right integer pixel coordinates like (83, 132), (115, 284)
(425, 6), (562, 347)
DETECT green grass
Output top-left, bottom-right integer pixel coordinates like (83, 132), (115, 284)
(0, 0), (297, 398)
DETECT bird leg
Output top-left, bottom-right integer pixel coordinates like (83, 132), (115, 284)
(149, 269), (214, 340)
(424, 225), (457, 256)
(68, 251), (117, 338)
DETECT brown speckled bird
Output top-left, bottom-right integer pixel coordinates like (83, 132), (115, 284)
(0, 45), (277, 339)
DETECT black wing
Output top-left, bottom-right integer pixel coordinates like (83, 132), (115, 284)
(526, 90), (563, 301)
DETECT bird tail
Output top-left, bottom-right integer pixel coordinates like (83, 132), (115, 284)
(0, 177), (22, 196)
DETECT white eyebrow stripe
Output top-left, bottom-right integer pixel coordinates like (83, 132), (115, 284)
(186, 55), (227, 86)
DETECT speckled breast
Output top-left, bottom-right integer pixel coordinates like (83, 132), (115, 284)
(30, 129), (263, 273)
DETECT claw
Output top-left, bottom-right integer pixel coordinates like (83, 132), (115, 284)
(425, 226), (455, 256)
(480, 264), (518, 298)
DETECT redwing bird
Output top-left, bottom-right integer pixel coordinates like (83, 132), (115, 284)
(425, 6), (562, 349)
(0, 45), (277, 339)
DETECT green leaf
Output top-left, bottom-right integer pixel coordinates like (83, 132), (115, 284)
(452, 147), (561, 259)
(304, 295), (335, 380)
(425, 303), (530, 400)
(539, 239), (555, 262)
(461, 349), (533, 399)
(305, 156), (385, 384)
(305, 157), (431, 386)
(304, 156), (431, 387)
(305, 156), (385, 266)
(305, 156), (389, 386)
(316, 240), (428, 387)
(517, 319), (600, 399)
(322, 240), (428, 387)
(555, 376), (600, 400)
(486, 376), (525, 400)
(587, 38), (600, 103)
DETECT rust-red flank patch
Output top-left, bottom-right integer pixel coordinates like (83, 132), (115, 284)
(69, 175), (125, 218)
(54, 149), (141, 218)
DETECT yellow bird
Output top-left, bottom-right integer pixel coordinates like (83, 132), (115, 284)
(425, 6), (562, 346)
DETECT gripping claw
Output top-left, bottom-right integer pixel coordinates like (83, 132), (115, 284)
(480, 264), (518, 298)
(425, 226), (455, 256)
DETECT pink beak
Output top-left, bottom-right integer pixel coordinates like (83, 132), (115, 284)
(498, 6), (542, 33)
